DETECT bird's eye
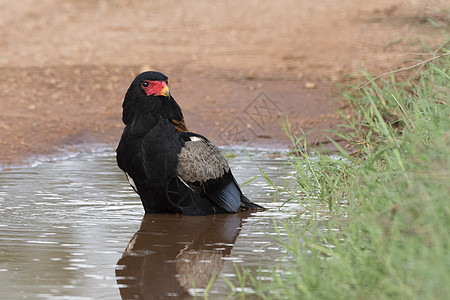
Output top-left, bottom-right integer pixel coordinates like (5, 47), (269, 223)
(141, 81), (150, 88)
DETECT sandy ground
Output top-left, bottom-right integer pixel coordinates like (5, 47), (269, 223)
(0, 0), (447, 168)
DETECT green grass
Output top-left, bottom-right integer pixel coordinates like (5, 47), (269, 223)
(224, 46), (449, 299)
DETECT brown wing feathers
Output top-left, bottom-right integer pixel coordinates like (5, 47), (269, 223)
(172, 118), (188, 132)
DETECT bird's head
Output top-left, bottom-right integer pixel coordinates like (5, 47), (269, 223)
(126, 71), (170, 99)
(136, 71), (170, 97)
(122, 71), (183, 126)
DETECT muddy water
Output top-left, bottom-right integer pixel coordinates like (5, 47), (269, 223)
(0, 148), (323, 299)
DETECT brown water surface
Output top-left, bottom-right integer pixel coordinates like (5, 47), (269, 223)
(0, 148), (323, 299)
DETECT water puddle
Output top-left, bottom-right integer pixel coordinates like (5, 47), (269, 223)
(0, 148), (330, 299)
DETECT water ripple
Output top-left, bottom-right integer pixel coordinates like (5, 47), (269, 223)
(0, 148), (330, 299)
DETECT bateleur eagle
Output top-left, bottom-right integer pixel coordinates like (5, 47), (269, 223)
(116, 71), (264, 215)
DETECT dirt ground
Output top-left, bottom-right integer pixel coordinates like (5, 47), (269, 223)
(0, 0), (447, 168)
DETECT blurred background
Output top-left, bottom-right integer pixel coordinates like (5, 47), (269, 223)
(0, 0), (447, 167)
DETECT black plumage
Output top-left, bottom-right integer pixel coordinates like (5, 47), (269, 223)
(116, 71), (264, 215)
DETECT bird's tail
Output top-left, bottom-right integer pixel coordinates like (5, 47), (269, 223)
(240, 195), (266, 211)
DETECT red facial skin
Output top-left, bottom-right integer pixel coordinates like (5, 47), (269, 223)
(140, 80), (168, 96)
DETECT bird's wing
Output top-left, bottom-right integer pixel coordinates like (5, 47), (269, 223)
(177, 135), (229, 182)
(177, 133), (241, 212)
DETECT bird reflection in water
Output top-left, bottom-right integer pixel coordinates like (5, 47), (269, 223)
(116, 210), (253, 299)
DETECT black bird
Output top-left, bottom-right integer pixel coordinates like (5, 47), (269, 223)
(116, 71), (264, 215)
